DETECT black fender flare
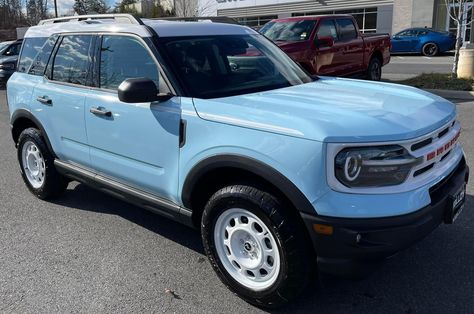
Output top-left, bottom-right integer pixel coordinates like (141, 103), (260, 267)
(10, 109), (57, 158)
(181, 154), (316, 215)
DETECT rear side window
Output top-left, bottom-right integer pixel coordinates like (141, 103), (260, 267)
(99, 35), (161, 90)
(18, 38), (47, 73)
(28, 36), (58, 76)
(336, 19), (358, 41)
(52, 35), (92, 86)
(317, 19), (338, 41)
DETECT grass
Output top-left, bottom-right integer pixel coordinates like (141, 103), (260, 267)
(396, 73), (474, 91)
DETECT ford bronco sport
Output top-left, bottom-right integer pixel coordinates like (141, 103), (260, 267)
(7, 14), (469, 308)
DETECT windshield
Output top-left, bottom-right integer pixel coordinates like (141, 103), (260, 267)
(260, 20), (316, 42)
(158, 34), (313, 99)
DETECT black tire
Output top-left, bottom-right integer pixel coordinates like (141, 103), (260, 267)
(201, 185), (314, 308)
(422, 42), (439, 57)
(366, 57), (382, 81)
(17, 128), (68, 199)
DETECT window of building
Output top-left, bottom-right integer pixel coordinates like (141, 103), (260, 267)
(292, 7), (378, 33)
(100, 35), (161, 90)
(52, 35), (92, 86)
(236, 15), (278, 28)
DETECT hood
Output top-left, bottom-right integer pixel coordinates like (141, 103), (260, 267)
(0, 55), (18, 64)
(192, 77), (456, 143)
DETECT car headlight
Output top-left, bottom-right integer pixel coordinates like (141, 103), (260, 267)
(0, 63), (15, 70)
(334, 145), (421, 188)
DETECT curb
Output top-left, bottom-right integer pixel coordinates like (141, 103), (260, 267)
(424, 89), (474, 101)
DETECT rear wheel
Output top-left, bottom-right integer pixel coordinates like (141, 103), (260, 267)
(201, 185), (314, 308)
(366, 57), (382, 81)
(422, 42), (439, 56)
(17, 128), (68, 199)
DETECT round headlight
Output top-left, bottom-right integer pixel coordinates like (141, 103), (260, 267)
(344, 153), (362, 182)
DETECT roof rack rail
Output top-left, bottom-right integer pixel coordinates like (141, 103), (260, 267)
(149, 16), (240, 25)
(38, 14), (143, 26)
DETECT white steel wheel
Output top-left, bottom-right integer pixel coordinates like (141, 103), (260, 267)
(214, 208), (281, 291)
(21, 140), (46, 189)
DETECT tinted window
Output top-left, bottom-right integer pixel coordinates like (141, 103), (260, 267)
(28, 36), (58, 76)
(52, 35), (92, 85)
(18, 38), (47, 73)
(159, 35), (312, 99)
(100, 35), (161, 90)
(396, 30), (417, 37)
(4, 42), (21, 56)
(261, 20), (316, 41)
(317, 19), (338, 40)
(336, 19), (358, 41)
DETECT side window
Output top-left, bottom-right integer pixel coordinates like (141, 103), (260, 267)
(317, 19), (338, 41)
(336, 19), (358, 41)
(99, 35), (162, 91)
(28, 36), (58, 76)
(52, 35), (92, 86)
(18, 38), (47, 73)
(5, 43), (21, 56)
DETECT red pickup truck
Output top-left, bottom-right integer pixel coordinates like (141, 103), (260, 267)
(260, 15), (391, 80)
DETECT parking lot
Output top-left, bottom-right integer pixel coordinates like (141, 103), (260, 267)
(1, 88), (473, 313)
(383, 55), (454, 81)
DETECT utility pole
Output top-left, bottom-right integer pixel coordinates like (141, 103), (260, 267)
(54, 0), (58, 17)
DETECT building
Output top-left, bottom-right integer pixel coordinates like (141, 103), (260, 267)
(209, 0), (473, 41)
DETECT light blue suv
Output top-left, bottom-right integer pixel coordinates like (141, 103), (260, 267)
(7, 14), (469, 308)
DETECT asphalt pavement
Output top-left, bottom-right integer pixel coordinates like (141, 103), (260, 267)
(383, 55), (454, 81)
(1, 89), (474, 313)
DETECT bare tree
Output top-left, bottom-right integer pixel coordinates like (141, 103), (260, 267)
(445, 0), (474, 78)
(167, 0), (216, 17)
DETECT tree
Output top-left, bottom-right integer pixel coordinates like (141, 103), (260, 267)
(73, 0), (109, 15)
(168, 0), (216, 17)
(26, 0), (49, 25)
(445, 0), (474, 78)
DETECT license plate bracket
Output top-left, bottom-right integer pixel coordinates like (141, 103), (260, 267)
(445, 183), (466, 224)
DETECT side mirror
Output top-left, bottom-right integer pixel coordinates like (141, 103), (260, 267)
(314, 36), (334, 48)
(118, 78), (173, 103)
(393, 36), (400, 40)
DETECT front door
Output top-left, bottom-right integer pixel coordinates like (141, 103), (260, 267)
(314, 18), (345, 75)
(85, 34), (181, 201)
(392, 29), (420, 52)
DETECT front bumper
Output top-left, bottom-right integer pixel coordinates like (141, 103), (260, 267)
(302, 157), (469, 277)
(0, 69), (14, 82)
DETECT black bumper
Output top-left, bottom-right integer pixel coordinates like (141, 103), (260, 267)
(302, 157), (469, 277)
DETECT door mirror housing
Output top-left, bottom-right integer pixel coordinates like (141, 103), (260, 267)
(314, 36), (334, 48)
(118, 78), (173, 103)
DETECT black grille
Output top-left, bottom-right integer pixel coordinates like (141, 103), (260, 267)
(414, 164), (434, 177)
(438, 127), (450, 138)
(411, 138), (433, 151)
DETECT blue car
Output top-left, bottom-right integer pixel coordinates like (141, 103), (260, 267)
(7, 14), (469, 308)
(391, 28), (456, 56)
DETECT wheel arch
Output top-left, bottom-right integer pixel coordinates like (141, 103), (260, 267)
(181, 154), (316, 228)
(11, 109), (56, 158)
(370, 49), (383, 64)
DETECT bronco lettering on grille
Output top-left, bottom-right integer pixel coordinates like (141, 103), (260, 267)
(427, 130), (461, 161)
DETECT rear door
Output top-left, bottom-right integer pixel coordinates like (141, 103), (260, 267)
(31, 34), (94, 166)
(334, 18), (364, 74)
(84, 34), (180, 200)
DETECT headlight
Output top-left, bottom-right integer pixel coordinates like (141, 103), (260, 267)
(0, 63), (15, 70)
(335, 145), (421, 188)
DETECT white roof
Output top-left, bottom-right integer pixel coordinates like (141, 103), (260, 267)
(24, 19), (257, 39)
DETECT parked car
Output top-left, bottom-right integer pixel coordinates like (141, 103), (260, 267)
(0, 39), (23, 85)
(260, 15), (391, 80)
(391, 28), (456, 56)
(7, 14), (468, 308)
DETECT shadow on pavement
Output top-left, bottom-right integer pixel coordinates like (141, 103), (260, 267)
(52, 182), (204, 254)
(51, 180), (474, 312)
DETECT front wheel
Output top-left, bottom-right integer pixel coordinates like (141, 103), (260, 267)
(201, 185), (314, 308)
(366, 57), (382, 81)
(422, 42), (439, 56)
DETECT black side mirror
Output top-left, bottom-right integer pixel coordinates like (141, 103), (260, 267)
(118, 77), (173, 103)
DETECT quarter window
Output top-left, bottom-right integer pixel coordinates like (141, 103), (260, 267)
(18, 38), (47, 74)
(99, 35), (161, 90)
(336, 19), (358, 41)
(52, 35), (92, 86)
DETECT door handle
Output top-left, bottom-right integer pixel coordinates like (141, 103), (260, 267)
(90, 107), (112, 117)
(36, 96), (52, 105)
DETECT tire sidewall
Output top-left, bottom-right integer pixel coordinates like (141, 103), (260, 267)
(422, 43), (438, 56)
(368, 58), (382, 81)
